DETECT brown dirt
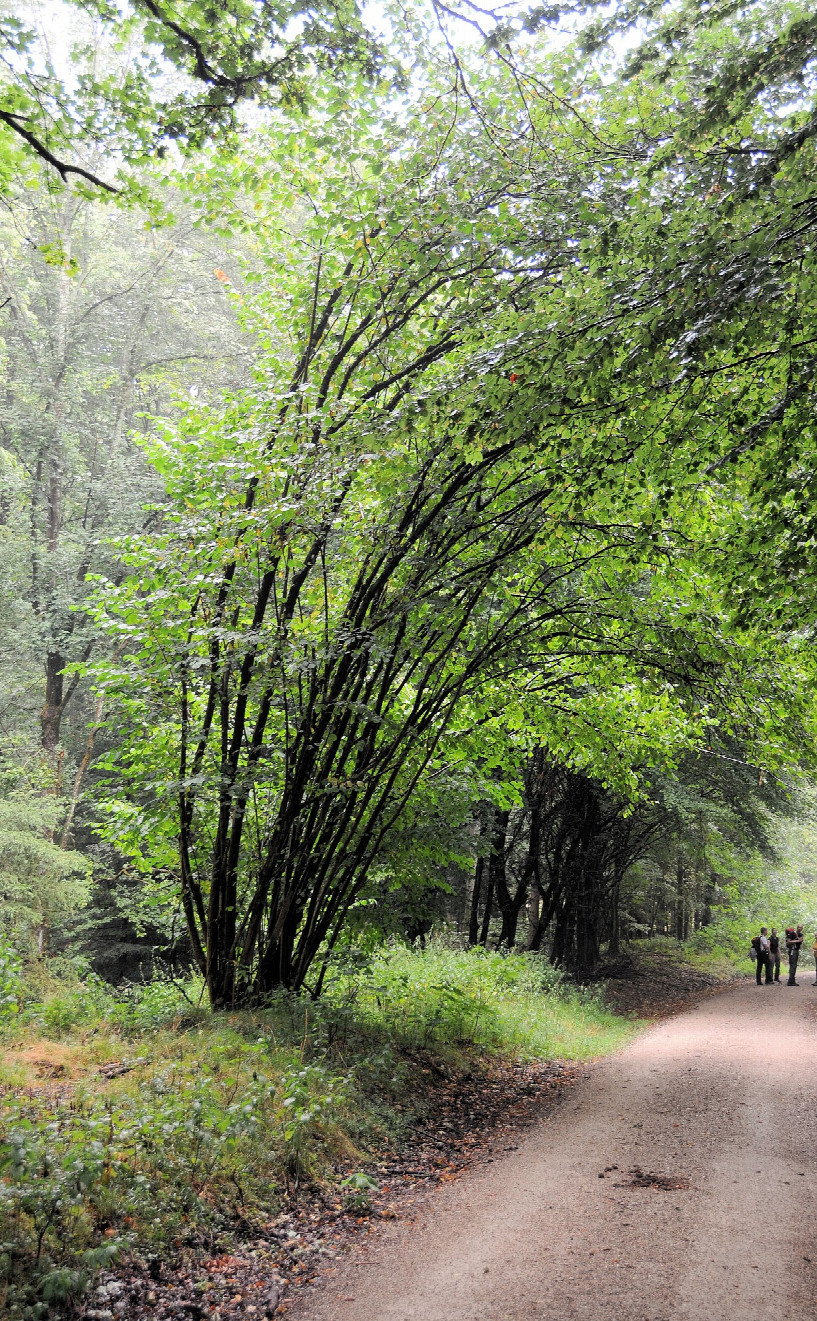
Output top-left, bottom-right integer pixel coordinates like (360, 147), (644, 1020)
(288, 977), (817, 1321)
(599, 950), (740, 1020)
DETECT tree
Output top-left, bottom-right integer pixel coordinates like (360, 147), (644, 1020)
(88, 71), (713, 1003)
(456, 726), (798, 974)
(0, 182), (249, 771)
(90, 50), (810, 1003)
(0, 0), (380, 193)
(621, 744), (793, 945)
(539, 0), (817, 657)
(8, 0), (797, 1007)
(0, 766), (91, 952)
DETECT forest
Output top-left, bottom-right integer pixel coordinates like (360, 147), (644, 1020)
(2, 0), (817, 1314)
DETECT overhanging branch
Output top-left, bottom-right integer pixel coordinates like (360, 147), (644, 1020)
(0, 108), (119, 192)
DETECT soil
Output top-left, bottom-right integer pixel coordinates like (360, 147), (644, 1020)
(287, 975), (817, 1321)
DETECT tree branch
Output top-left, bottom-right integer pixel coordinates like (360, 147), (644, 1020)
(0, 109), (119, 192)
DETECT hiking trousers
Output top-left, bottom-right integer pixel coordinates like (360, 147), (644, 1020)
(788, 949), (800, 984)
(756, 953), (772, 985)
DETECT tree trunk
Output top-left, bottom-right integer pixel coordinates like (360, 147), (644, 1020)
(526, 886), (540, 949)
(608, 884), (620, 958)
(468, 855), (484, 946)
(486, 809), (512, 945)
(479, 864), (495, 946)
(59, 692), (103, 848)
(40, 651), (65, 754)
(675, 854), (685, 941)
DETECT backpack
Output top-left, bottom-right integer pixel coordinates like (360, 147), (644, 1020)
(750, 935), (761, 960)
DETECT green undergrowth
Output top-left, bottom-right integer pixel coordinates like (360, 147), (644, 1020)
(324, 943), (636, 1059)
(0, 942), (639, 1318)
(626, 934), (745, 980)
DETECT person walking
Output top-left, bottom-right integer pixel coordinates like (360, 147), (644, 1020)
(752, 928), (773, 985)
(812, 932), (817, 986)
(770, 928), (782, 983)
(786, 924), (804, 985)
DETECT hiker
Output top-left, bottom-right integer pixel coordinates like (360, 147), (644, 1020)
(751, 928), (773, 985)
(785, 924), (804, 985)
(769, 928), (782, 983)
(812, 932), (817, 987)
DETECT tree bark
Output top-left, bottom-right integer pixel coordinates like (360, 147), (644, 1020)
(675, 854), (685, 941)
(608, 884), (620, 958)
(468, 854), (485, 946)
(40, 651), (65, 754)
(479, 855), (495, 947)
(485, 808), (513, 945)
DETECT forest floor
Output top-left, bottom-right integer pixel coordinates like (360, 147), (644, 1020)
(286, 975), (817, 1321)
(76, 946), (741, 1321)
(83, 1054), (591, 1320)
(597, 940), (741, 1019)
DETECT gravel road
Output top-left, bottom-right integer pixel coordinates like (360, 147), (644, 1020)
(290, 979), (817, 1321)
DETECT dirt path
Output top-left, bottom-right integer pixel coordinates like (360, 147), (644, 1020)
(289, 979), (817, 1321)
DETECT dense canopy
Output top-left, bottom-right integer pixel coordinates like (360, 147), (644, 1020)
(2, 0), (817, 986)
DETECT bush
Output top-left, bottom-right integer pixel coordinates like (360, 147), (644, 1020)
(40, 998), (79, 1040)
(0, 934), (22, 1021)
(322, 940), (631, 1059)
(111, 977), (207, 1033)
(278, 1064), (346, 1179)
(340, 1171), (379, 1212)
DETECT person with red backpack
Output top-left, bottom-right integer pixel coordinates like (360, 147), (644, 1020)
(785, 924), (804, 985)
(751, 929), (773, 985)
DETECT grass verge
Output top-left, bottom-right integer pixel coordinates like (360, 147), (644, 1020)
(600, 935), (744, 1020)
(0, 942), (639, 1319)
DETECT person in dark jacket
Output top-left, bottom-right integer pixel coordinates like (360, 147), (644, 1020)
(786, 924), (804, 985)
(769, 928), (781, 983)
(752, 929), (773, 985)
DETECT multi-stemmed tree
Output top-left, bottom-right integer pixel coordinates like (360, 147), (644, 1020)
(92, 64), (781, 1003)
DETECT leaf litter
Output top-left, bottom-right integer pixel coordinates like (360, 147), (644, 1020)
(615, 1167), (692, 1191)
(78, 1057), (582, 1320)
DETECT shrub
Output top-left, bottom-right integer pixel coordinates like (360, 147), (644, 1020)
(340, 1171), (379, 1213)
(0, 934), (22, 1021)
(277, 1064), (346, 1179)
(41, 998), (79, 1040)
(322, 940), (629, 1059)
(111, 977), (207, 1034)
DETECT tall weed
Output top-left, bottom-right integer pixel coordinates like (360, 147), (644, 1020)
(322, 941), (631, 1059)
